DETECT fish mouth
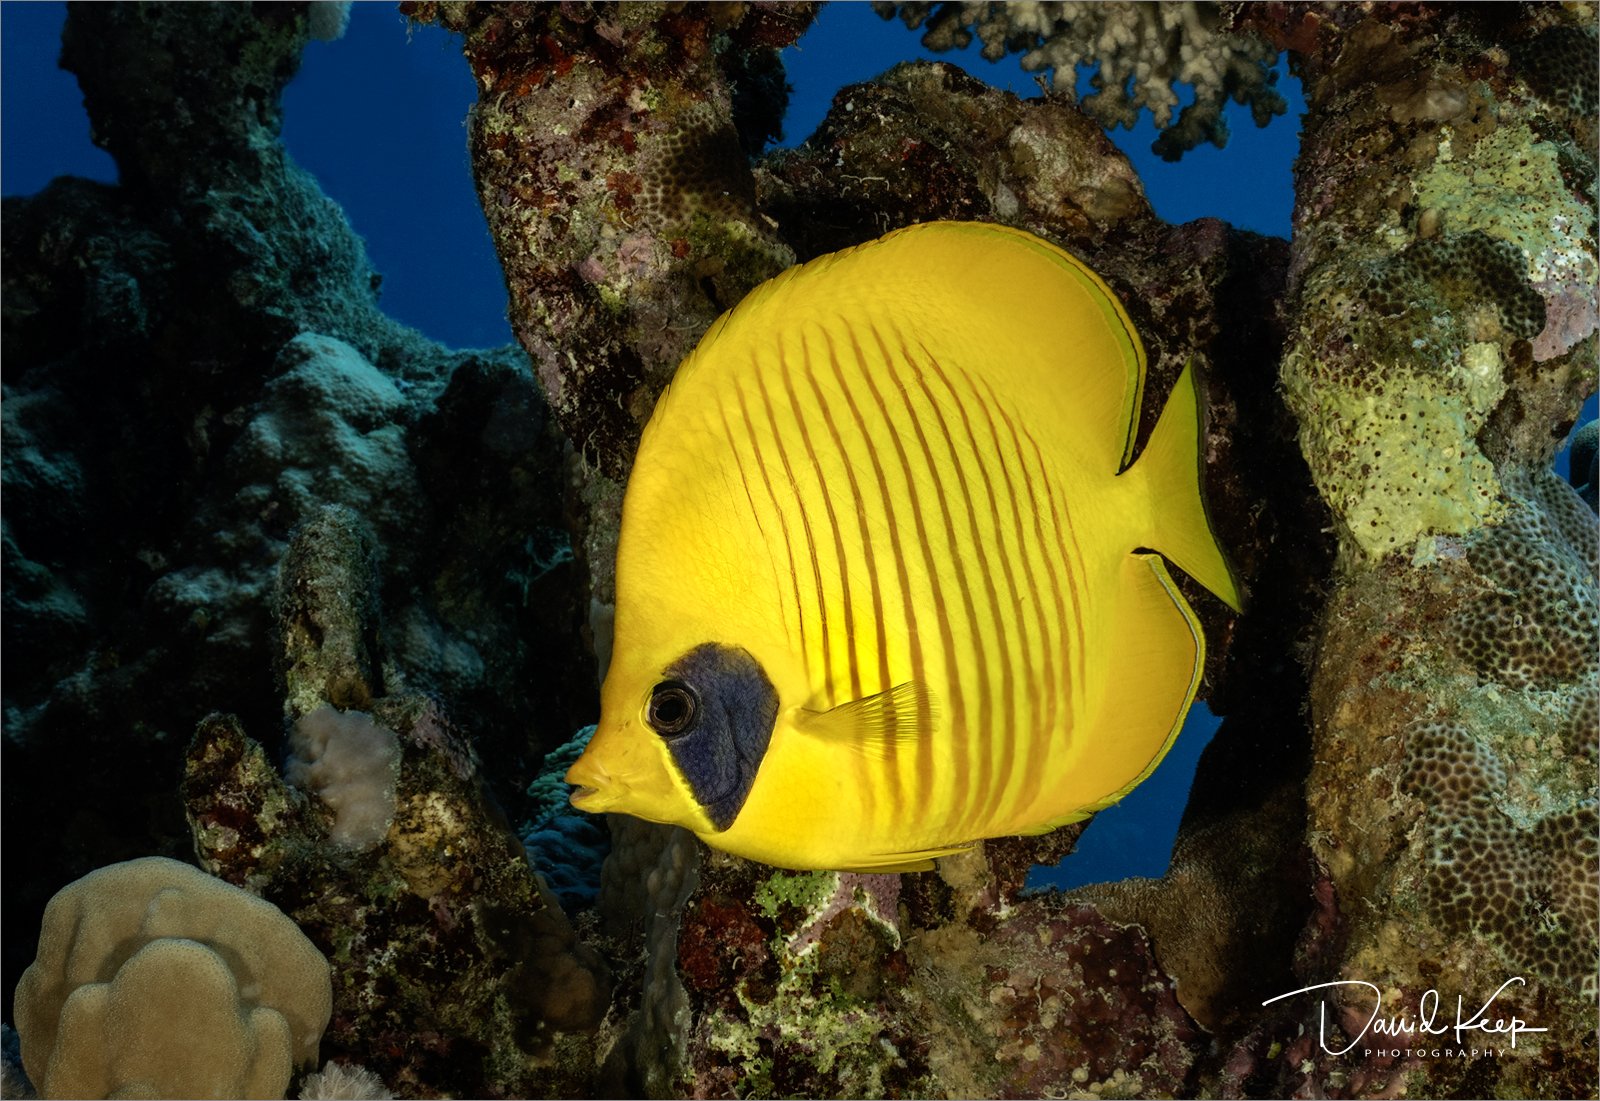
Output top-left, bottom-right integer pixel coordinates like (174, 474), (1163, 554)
(565, 764), (615, 811)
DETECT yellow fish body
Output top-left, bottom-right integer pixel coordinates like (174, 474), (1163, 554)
(566, 221), (1242, 872)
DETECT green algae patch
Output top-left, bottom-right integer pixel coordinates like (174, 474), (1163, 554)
(714, 951), (896, 1095)
(753, 870), (838, 923)
(691, 866), (935, 1099)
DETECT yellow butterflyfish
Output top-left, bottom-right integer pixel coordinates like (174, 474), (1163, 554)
(565, 221), (1243, 873)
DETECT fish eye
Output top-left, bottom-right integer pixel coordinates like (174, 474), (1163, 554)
(647, 680), (698, 736)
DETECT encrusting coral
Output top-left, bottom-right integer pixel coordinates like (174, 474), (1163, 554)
(1402, 718), (1598, 999)
(13, 857), (332, 1100)
(874, 1), (1288, 158)
(182, 505), (612, 1097)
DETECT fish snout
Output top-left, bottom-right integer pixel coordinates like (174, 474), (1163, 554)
(564, 755), (618, 812)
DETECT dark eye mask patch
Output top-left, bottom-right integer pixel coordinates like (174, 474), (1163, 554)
(658, 643), (778, 831)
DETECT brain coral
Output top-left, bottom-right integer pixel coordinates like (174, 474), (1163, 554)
(14, 857), (332, 1100)
(1402, 720), (1598, 1000)
(1450, 468), (1598, 690)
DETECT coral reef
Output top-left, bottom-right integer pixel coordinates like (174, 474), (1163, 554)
(13, 857), (331, 1100)
(2, 0), (590, 1013)
(874, 1), (1288, 159)
(1228, 4), (1599, 1097)
(401, 1), (818, 713)
(673, 849), (1203, 1099)
(1402, 717), (1597, 999)
(401, 2), (813, 476)
(183, 505), (611, 1096)
(5, 1), (1594, 1098)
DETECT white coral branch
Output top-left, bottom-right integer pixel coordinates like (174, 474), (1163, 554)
(874, 0), (1287, 159)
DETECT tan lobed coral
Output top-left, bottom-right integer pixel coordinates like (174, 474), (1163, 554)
(13, 856), (332, 1100)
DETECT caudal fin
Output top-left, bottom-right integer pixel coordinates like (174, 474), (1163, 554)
(1125, 361), (1245, 612)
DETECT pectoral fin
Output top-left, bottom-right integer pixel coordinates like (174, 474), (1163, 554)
(793, 681), (934, 761)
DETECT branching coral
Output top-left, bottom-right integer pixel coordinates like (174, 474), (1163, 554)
(873, 1), (1286, 159)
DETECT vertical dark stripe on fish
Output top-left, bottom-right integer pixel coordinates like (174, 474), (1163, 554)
(793, 329), (862, 704)
(861, 323), (942, 808)
(974, 371), (1069, 819)
(907, 338), (1008, 839)
(1021, 422), (1090, 721)
(732, 377), (810, 684)
(925, 352), (1029, 831)
(756, 352), (834, 706)
(839, 327), (911, 820)
(786, 328), (878, 832)
(810, 328), (900, 825)
(883, 324), (977, 837)
(716, 397), (790, 642)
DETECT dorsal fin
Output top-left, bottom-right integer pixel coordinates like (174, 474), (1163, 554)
(792, 681), (934, 760)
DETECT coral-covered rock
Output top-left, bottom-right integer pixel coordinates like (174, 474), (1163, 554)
(1268, 11), (1598, 1094)
(1, 1), (591, 1011)
(665, 852), (1204, 1099)
(181, 509), (611, 1097)
(402, 0), (818, 704)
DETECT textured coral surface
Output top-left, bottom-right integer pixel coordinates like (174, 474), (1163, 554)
(3, 2), (1595, 1099)
(1248, 4), (1598, 1097)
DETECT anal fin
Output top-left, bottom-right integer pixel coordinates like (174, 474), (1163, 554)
(838, 840), (975, 874)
